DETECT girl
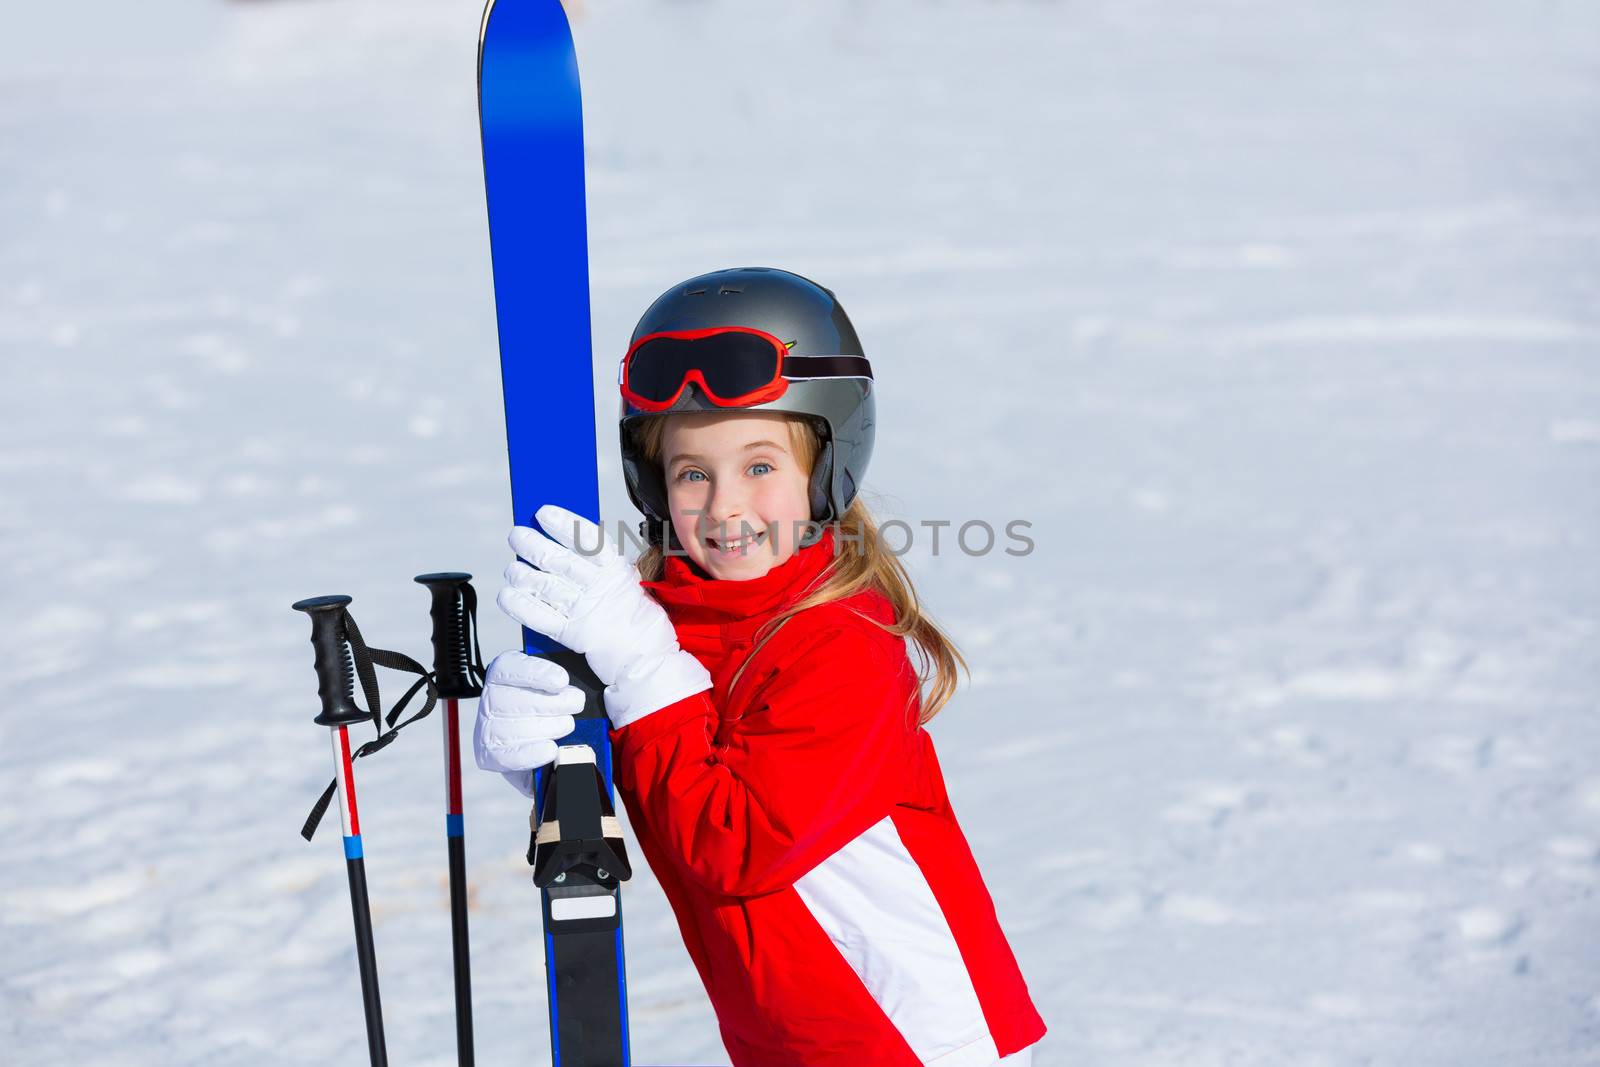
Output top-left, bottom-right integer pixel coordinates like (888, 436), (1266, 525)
(475, 268), (1046, 1067)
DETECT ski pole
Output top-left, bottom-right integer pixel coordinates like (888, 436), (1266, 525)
(292, 594), (389, 1067)
(415, 572), (486, 1067)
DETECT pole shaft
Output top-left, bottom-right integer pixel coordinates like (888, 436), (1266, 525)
(330, 725), (388, 1067)
(443, 698), (475, 1065)
(345, 854), (388, 1067)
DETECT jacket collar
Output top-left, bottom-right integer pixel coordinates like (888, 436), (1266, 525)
(642, 527), (839, 627)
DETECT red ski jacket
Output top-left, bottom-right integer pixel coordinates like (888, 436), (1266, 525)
(609, 528), (1047, 1067)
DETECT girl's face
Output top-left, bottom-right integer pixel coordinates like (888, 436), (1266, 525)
(660, 412), (814, 580)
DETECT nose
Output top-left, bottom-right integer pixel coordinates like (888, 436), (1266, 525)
(704, 483), (748, 539)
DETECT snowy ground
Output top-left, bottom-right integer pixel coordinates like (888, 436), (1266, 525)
(3, 0), (1598, 1064)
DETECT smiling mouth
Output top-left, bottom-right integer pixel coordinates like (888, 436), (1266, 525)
(707, 530), (768, 554)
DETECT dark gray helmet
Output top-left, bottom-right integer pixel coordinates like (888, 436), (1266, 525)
(618, 267), (875, 535)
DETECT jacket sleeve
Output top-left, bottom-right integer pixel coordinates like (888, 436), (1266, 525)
(609, 616), (919, 899)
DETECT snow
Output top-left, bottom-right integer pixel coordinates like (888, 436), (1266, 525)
(3, 0), (1598, 1064)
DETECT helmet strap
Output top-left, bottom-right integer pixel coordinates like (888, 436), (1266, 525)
(638, 515), (680, 553)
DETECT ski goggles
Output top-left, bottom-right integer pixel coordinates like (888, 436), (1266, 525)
(619, 326), (872, 412)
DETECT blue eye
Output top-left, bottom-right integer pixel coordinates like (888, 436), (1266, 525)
(677, 469), (706, 483)
(750, 462), (773, 476)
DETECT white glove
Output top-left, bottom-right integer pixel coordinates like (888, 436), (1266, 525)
(498, 503), (712, 729)
(472, 650), (586, 798)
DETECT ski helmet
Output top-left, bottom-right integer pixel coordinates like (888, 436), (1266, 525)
(618, 267), (875, 538)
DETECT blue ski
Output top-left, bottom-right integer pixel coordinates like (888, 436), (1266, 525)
(477, 2), (632, 1064)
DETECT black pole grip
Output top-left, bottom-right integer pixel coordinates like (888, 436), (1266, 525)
(292, 594), (369, 727)
(414, 572), (483, 699)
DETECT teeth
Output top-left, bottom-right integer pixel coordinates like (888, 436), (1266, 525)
(712, 532), (764, 551)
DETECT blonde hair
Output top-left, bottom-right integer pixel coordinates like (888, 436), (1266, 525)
(628, 412), (968, 726)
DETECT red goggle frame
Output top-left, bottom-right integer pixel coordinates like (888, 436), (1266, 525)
(619, 326), (792, 412)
